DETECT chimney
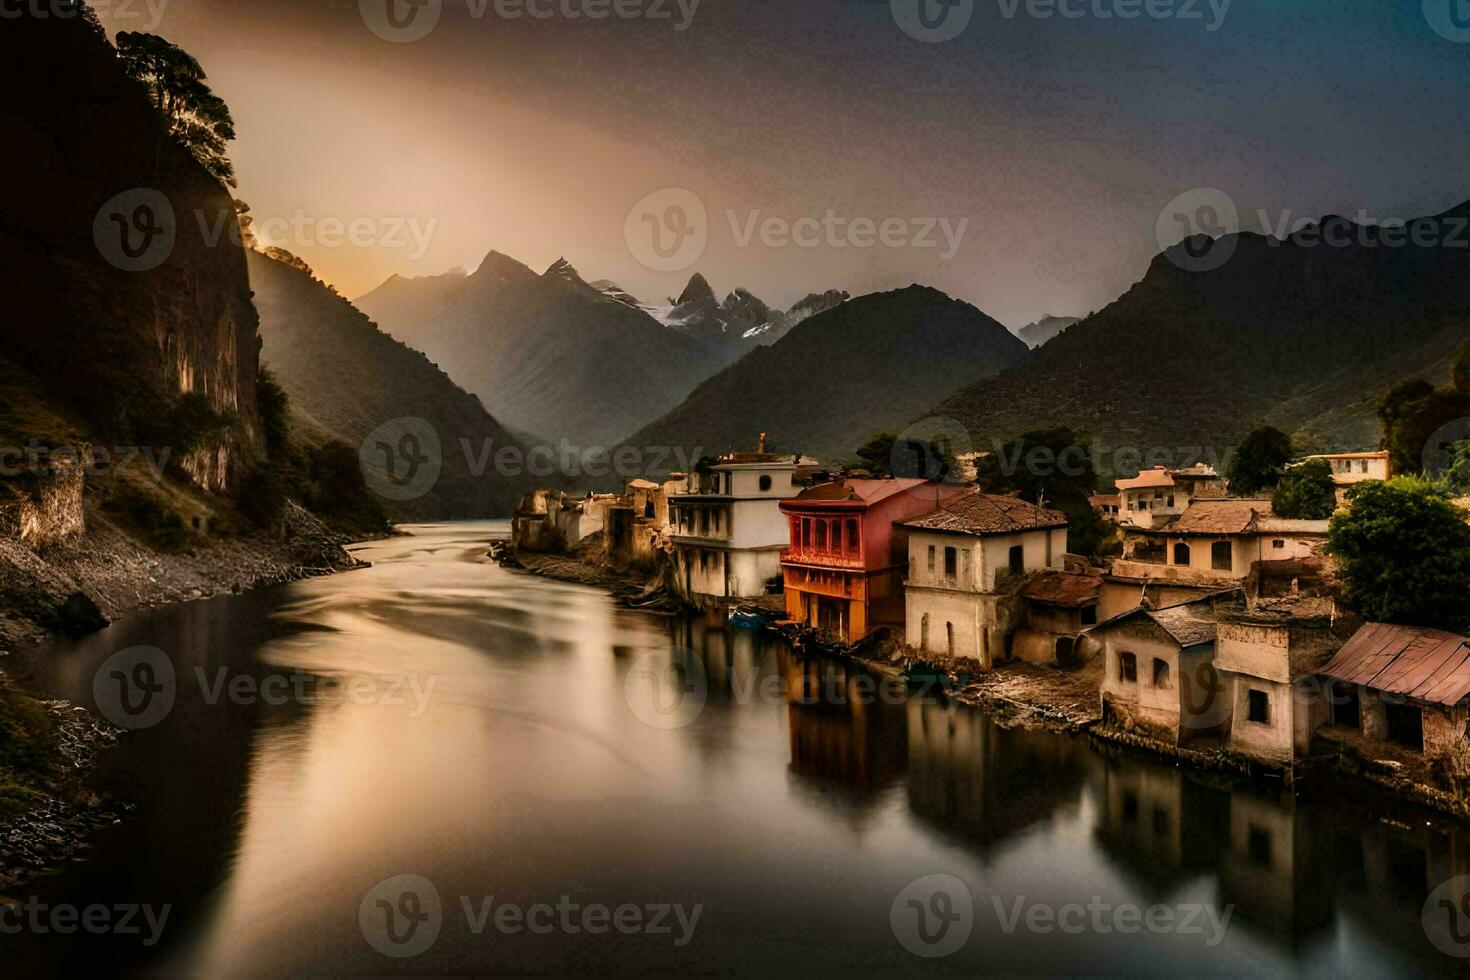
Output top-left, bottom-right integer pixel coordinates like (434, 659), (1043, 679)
(758, 432), (767, 454)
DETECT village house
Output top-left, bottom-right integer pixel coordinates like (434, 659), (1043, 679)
(1315, 623), (1470, 759)
(1113, 464), (1227, 529)
(604, 478), (675, 566)
(1211, 597), (1342, 765)
(668, 451), (810, 602)
(898, 491), (1070, 669)
(1012, 566), (1104, 667)
(1102, 498), (1329, 619)
(1090, 594), (1237, 744)
(510, 489), (617, 553)
(1301, 450), (1392, 506)
(779, 478), (966, 643)
(1088, 493), (1122, 521)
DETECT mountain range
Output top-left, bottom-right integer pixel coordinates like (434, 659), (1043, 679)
(1015, 315), (1081, 349)
(623, 285), (1030, 463)
(248, 249), (527, 520)
(926, 210), (1470, 465)
(356, 255), (846, 447)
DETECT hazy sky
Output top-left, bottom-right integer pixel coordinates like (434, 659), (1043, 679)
(97, 0), (1470, 326)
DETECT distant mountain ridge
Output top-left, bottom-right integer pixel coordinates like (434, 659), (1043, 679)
(250, 250), (527, 519)
(1016, 314), (1081, 349)
(624, 285), (1029, 463)
(926, 206), (1470, 462)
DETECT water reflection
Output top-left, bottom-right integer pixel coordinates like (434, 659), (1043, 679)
(3, 523), (1468, 976)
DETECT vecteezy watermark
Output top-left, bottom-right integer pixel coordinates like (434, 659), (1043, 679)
(359, 874), (702, 958)
(91, 646), (439, 730)
(1255, 208), (1470, 252)
(890, 0), (1231, 43)
(1423, 418), (1470, 484)
(1423, 0), (1470, 44)
(199, 207), (440, 261)
(360, 417), (444, 502)
(624, 188), (969, 273)
(3, 0), (169, 30)
(0, 897), (171, 947)
(1155, 187), (1239, 272)
(359, 0), (701, 43)
(93, 188), (177, 273)
(624, 650), (708, 730)
(1424, 874), (1470, 957)
(0, 442), (172, 480)
(890, 875), (975, 958)
(889, 876), (1233, 959)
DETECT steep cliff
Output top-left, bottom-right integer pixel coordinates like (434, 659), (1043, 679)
(0, 13), (259, 490)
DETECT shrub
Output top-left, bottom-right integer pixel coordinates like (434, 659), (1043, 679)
(1272, 459), (1338, 519)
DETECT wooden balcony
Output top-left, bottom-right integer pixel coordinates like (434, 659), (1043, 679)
(780, 547), (864, 571)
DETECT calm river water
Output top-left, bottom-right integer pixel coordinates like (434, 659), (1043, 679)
(4, 522), (1468, 976)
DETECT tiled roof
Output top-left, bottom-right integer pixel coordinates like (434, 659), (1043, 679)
(788, 478), (932, 505)
(1116, 467), (1175, 491)
(1159, 498), (1270, 536)
(1022, 571), (1103, 607)
(902, 490), (1068, 535)
(1319, 623), (1470, 706)
(1086, 597), (1220, 649)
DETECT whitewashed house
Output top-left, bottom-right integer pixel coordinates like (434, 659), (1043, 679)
(669, 453), (808, 601)
(901, 491), (1069, 670)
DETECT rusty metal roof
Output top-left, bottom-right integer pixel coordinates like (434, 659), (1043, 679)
(1319, 623), (1470, 706)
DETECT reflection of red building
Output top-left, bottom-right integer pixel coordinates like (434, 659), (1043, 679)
(780, 479), (964, 642)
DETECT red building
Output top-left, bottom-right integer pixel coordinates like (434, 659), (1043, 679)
(779, 479), (966, 642)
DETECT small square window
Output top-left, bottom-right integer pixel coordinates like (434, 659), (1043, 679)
(1272, 539), (1286, 549)
(1248, 689), (1269, 723)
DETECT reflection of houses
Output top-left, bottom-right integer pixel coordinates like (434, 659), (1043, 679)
(785, 657), (907, 795)
(779, 478), (965, 643)
(905, 697), (1088, 843)
(899, 491), (1069, 669)
(1094, 757), (1225, 889)
(1213, 599), (1342, 764)
(1218, 792), (1332, 938)
(1315, 623), (1470, 758)
(668, 452), (807, 602)
(1091, 596), (1236, 743)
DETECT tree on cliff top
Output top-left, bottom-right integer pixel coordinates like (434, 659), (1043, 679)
(116, 32), (237, 186)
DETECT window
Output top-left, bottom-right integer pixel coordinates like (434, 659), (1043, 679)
(927, 545), (936, 571)
(1359, 459), (1369, 473)
(801, 520), (811, 548)
(759, 475), (772, 492)
(815, 521), (827, 550)
(946, 622), (954, 654)
(920, 614), (930, 651)
(1211, 541), (1233, 571)
(1385, 702), (1423, 751)
(1248, 825), (1272, 867)
(846, 520), (859, 553)
(1119, 652), (1137, 683)
(1081, 605), (1097, 626)
(1247, 689), (1269, 723)
(1272, 539), (1286, 550)
(1167, 495), (1176, 508)
(1009, 545), (1025, 574)
(832, 521), (843, 552)
(944, 547), (957, 577)
(1152, 658), (1171, 688)
(1173, 542), (1191, 566)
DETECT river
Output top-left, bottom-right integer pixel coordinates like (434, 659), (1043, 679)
(3, 522), (1467, 976)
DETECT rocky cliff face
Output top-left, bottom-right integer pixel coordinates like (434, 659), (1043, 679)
(0, 455), (85, 549)
(0, 14), (259, 491)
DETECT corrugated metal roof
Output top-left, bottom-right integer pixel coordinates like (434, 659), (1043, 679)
(1319, 623), (1470, 706)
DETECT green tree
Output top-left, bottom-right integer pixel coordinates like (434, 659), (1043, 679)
(116, 32), (238, 186)
(1447, 439), (1470, 496)
(1376, 363), (1470, 476)
(852, 431), (896, 475)
(1328, 477), (1470, 632)
(852, 431), (950, 479)
(1226, 426), (1293, 495)
(1271, 459), (1338, 519)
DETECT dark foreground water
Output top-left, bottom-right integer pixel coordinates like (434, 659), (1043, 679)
(4, 522), (1469, 977)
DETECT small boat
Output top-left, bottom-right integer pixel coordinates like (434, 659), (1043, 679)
(728, 605), (776, 629)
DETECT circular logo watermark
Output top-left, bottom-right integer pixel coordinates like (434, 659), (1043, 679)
(624, 187), (708, 273)
(1155, 187), (1239, 272)
(1424, 0), (1470, 43)
(1424, 874), (1470, 957)
(93, 188), (176, 273)
(360, 874), (443, 958)
(1423, 417), (1470, 481)
(360, 0), (443, 43)
(890, 874), (974, 958)
(891, 416), (974, 495)
(891, 0), (975, 43)
(623, 649), (707, 730)
(360, 417), (443, 501)
(92, 646), (176, 730)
